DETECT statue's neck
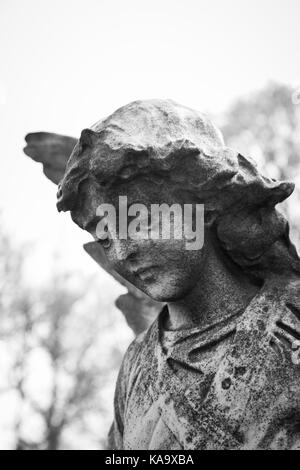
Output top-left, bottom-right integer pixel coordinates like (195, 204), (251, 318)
(166, 242), (260, 331)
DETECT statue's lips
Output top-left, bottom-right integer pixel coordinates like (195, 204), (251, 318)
(132, 266), (158, 280)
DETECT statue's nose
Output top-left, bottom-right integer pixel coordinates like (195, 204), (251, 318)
(57, 185), (63, 200)
(56, 183), (65, 212)
(113, 238), (139, 263)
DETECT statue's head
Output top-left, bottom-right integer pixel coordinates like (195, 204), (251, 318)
(56, 99), (300, 301)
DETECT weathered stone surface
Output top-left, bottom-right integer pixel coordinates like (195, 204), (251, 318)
(25, 100), (300, 449)
(23, 131), (161, 335)
(24, 132), (77, 184)
(84, 241), (161, 334)
(110, 276), (300, 449)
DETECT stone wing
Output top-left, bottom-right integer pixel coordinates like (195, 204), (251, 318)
(24, 132), (77, 184)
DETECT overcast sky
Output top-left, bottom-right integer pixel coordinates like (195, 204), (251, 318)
(0, 0), (299, 283)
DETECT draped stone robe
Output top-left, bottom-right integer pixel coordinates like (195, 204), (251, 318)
(109, 276), (300, 450)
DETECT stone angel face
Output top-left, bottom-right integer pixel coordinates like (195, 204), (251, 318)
(55, 99), (300, 291)
(23, 131), (161, 335)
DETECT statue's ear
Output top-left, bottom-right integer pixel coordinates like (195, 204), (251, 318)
(24, 132), (77, 185)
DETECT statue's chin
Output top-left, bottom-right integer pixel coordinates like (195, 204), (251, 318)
(139, 282), (188, 303)
(129, 268), (196, 303)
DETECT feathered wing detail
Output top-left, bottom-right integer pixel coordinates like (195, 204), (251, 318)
(24, 132), (77, 184)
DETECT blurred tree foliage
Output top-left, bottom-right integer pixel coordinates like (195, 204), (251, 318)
(0, 226), (125, 450)
(221, 82), (300, 249)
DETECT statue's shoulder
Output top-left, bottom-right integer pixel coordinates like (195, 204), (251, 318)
(123, 330), (148, 366)
(121, 317), (159, 377)
(116, 318), (159, 406)
(239, 277), (300, 447)
(272, 276), (300, 330)
(261, 276), (300, 371)
(284, 276), (300, 305)
(230, 276), (300, 383)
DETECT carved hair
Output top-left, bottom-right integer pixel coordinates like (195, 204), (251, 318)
(57, 99), (300, 280)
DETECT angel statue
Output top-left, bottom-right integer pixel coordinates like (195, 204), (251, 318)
(24, 100), (300, 450)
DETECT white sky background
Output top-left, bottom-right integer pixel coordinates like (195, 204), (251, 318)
(0, 0), (300, 284)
